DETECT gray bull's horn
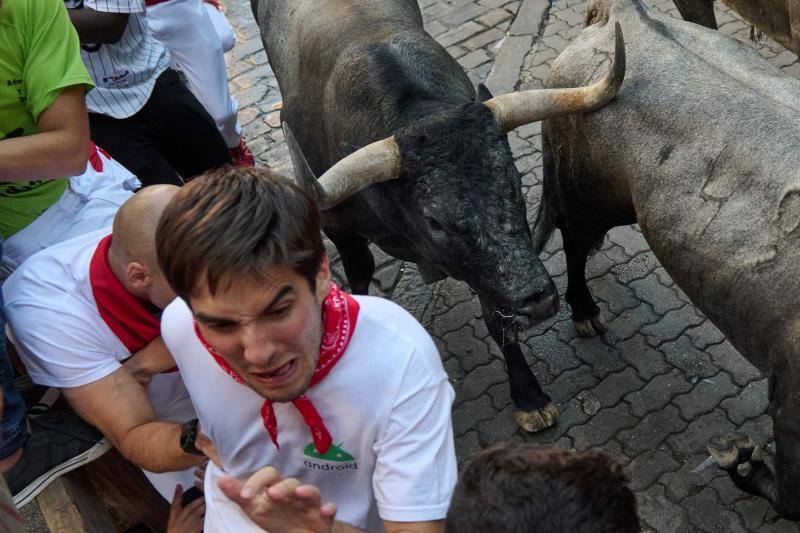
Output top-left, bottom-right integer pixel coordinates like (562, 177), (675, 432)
(315, 137), (402, 209)
(485, 22), (625, 132)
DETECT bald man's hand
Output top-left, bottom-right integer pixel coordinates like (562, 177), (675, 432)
(124, 337), (177, 386)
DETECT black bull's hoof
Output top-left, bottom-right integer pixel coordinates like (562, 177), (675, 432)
(514, 402), (559, 432)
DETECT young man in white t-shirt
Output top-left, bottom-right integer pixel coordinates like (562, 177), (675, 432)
(3, 186), (215, 504)
(156, 167), (457, 532)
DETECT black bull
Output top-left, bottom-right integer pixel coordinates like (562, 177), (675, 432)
(251, 0), (624, 432)
(539, 0), (800, 518)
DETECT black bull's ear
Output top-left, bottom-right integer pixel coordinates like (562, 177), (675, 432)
(282, 122), (327, 203)
(476, 83), (494, 102)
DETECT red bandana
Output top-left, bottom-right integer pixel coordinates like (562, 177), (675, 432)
(193, 282), (360, 455)
(90, 235), (161, 352)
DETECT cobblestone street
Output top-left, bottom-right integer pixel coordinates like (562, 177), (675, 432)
(221, 0), (800, 531)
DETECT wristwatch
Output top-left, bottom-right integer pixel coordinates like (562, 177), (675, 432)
(180, 418), (205, 456)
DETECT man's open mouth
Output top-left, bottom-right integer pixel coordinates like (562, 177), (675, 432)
(252, 359), (297, 384)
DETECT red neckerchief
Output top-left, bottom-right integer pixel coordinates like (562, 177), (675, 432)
(193, 282), (359, 455)
(89, 235), (177, 371)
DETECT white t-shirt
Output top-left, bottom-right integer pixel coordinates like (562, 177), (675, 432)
(64, 0), (170, 119)
(3, 229), (197, 498)
(161, 295), (457, 532)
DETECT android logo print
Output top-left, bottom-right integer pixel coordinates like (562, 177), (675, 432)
(304, 442), (355, 462)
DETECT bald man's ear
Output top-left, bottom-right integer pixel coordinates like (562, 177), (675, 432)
(126, 262), (150, 291)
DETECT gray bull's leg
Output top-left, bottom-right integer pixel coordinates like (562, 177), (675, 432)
(327, 232), (375, 295)
(563, 230), (608, 338)
(673, 0), (718, 29)
(708, 370), (800, 519)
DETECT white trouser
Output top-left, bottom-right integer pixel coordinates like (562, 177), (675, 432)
(1, 147), (139, 279)
(147, 0), (242, 148)
(204, 2), (236, 53)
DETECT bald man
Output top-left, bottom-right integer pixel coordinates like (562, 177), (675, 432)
(3, 186), (212, 503)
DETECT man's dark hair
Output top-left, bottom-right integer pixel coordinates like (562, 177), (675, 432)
(156, 166), (325, 302)
(446, 443), (640, 533)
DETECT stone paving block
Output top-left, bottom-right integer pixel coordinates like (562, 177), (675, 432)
(659, 452), (726, 502)
(462, 27), (505, 50)
(618, 405), (686, 456)
(659, 335), (719, 380)
(437, 21), (485, 47)
(442, 327), (494, 373)
(666, 408), (731, 457)
(475, 403), (522, 444)
(682, 486), (750, 533)
(721, 379), (769, 425)
(619, 334), (671, 380)
(643, 306), (706, 345)
(586, 250), (618, 280)
(590, 276), (641, 315)
(525, 329), (581, 375)
(591, 367), (644, 408)
(672, 371), (738, 421)
(457, 358), (509, 402)
(636, 484), (692, 533)
(477, 7), (513, 28)
(441, 3), (490, 26)
(608, 225), (651, 256)
(452, 393), (499, 436)
(605, 302), (661, 343)
(625, 447), (680, 491)
(685, 319), (726, 349)
(568, 403), (638, 449)
(458, 48), (493, 70)
(571, 336), (628, 379)
(629, 273), (684, 315)
(545, 363), (599, 404)
(706, 340), (763, 387)
(612, 252), (660, 283)
(625, 368), (693, 417)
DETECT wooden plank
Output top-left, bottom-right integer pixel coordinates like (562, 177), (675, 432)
(81, 448), (169, 532)
(36, 475), (115, 533)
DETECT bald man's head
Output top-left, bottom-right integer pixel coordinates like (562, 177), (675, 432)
(111, 185), (179, 266)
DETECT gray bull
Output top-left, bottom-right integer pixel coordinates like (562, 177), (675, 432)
(673, 0), (800, 56)
(251, 0), (624, 431)
(537, 0), (800, 518)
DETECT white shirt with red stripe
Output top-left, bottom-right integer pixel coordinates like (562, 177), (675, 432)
(3, 229), (197, 499)
(161, 295), (457, 532)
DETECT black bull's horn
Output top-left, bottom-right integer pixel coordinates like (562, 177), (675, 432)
(306, 22), (625, 210)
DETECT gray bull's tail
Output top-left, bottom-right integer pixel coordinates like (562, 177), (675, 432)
(533, 136), (557, 254)
(532, 190), (556, 254)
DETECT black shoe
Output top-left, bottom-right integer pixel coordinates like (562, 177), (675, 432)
(4, 409), (111, 507)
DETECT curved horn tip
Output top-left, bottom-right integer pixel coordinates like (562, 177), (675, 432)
(609, 22), (626, 92)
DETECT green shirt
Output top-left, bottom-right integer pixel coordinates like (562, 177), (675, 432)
(0, 0), (94, 238)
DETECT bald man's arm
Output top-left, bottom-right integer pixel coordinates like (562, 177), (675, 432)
(123, 337), (177, 386)
(62, 366), (205, 473)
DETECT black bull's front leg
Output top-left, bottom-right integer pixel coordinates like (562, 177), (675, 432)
(483, 309), (558, 432)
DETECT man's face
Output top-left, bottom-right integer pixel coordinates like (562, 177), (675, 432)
(191, 260), (331, 402)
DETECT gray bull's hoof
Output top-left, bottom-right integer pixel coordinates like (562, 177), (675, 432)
(573, 311), (608, 338)
(707, 431), (779, 506)
(515, 402), (559, 432)
(707, 432), (756, 470)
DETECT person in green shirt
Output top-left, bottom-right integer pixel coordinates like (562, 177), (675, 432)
(0, 0), (95, 238)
